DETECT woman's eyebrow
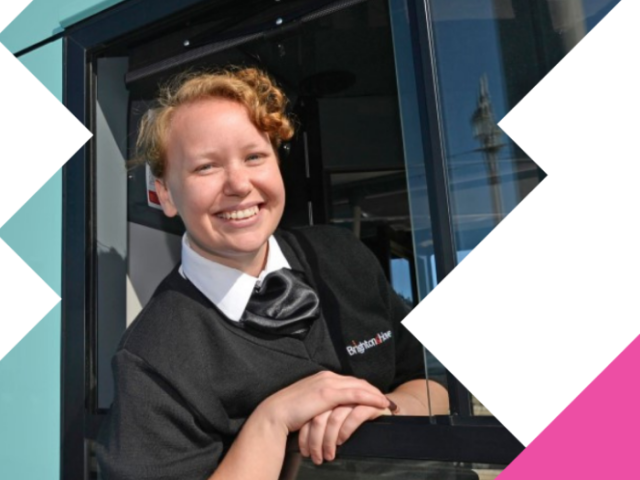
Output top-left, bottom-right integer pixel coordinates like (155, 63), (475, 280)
(241, 141), (269, 150)
(191, 148), (222, 159)
(188, 142), (269, 159)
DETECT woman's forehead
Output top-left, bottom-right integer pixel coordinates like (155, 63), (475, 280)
(165, 99), (271, 159)
(170, 99), (266, 141)
(171, 97), (248, 127)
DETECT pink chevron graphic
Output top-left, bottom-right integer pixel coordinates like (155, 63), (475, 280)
(498, 333), (640, 479)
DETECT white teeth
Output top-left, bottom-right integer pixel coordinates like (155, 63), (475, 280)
(218, 205), (259, 220)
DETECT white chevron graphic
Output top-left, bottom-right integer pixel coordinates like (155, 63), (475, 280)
(404, 0), (639, 446)
(0, 239), (61, 360)
(0, 11), (92, 362)
(0, 0), (32, 33)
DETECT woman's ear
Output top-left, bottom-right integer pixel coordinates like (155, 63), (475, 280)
(155, 178), (178, 217)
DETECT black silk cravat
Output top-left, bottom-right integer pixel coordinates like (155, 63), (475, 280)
(241, 269), (320, 337)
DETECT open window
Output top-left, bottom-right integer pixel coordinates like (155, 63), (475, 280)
(59, 0), (575, 478)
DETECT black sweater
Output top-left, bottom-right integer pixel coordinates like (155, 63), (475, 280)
(96, 226), (425, 480)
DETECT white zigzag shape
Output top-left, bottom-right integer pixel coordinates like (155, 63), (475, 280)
(0, 239), (61, 361)
(0, 18), (92, 361)
(404, 0), (640, 447)
(0, 0), (32, 33)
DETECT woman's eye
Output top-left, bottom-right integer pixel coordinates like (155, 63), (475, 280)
(246, 153), (265, 162)
(195, 164), (213, 173)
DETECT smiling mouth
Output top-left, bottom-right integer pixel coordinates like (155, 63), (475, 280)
(216, 205), (260, 221)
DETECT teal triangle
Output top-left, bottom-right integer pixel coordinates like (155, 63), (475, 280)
(0, 304), (60, 479)
(0, 170), (62, 296)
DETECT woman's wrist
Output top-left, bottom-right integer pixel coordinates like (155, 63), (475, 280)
(251, 398), (291, 439)
(209, 403), (289, 480)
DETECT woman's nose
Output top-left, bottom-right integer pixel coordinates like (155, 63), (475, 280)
(223, 164), (252, 197)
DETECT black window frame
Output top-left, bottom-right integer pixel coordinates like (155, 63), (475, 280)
(60, 0), (524, 478)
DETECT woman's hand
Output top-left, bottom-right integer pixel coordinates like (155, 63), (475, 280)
(210, 371), (390, 480)
(297, 379), (449, 465)
(298, 404), (389, 464)
(254, 371), (391, 437)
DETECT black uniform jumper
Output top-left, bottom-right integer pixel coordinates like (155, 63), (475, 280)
(97, 226), (425, 479)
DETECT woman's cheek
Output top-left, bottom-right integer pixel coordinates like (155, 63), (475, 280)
(188, 180), (221, 207)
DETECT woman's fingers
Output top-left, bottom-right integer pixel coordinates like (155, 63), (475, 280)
(299, 404), (384, 464)
(306, 410), (332, 465)
(290, 374), (398, 465)
(324, 388), (388, 412)
(258, 371), (390, 434)
(299, 406), (353, 464)
(321, 406), (353, 461)
(298, 422), (310, 457)
(336, 405), (385, 447)
(311, 372), (384, 398)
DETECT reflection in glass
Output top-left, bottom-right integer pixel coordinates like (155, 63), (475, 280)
(430, 0), (620, 254)
(388, 0), (448, 405)
(424, 0), (621, 415)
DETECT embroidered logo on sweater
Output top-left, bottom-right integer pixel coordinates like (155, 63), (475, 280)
(346, 331), (392, 356)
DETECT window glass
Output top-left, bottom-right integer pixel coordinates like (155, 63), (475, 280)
(429, 0), (620, 254)
(388, 0), (449, 403)
(426, 0), (621, 414)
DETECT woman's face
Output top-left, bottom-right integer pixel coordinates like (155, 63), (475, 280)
(156, 98), (285, 275)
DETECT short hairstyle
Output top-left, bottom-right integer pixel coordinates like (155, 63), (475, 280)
(133, 67), (295, 178)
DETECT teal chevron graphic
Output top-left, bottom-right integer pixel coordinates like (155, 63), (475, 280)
(0, 2), (91, 473)
(0, 35), (91, 363)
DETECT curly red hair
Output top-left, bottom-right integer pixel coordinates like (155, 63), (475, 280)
(134, 67), (294, 178)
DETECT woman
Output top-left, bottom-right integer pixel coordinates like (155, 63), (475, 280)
(96, 67), (448, 479)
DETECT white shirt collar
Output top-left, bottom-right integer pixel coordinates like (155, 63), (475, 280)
(180, 234), (290, 321)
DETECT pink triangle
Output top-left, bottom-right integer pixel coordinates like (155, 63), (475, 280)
(499, 333), (640, 479)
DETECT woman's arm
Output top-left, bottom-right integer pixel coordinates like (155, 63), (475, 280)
(208, 406), (287, 480)
(98, 351), (389, 480)
(209, 371), (391, 480)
